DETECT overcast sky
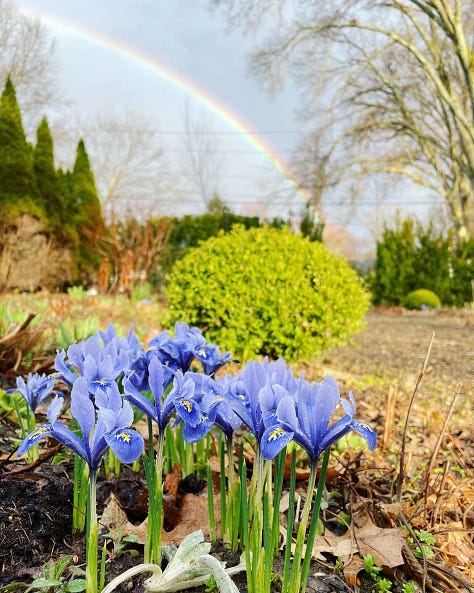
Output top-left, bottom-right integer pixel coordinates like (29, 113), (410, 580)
(12, 0), (311, 220)
(9, 0), (437, 257)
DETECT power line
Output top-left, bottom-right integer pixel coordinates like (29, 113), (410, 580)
(54, 126), (302, 136)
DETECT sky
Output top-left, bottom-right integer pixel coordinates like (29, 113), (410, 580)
(8, 0), (441, 257)
(12, 1), (308, 212)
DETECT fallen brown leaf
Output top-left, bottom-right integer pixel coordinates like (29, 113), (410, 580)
(164, 465), (182, 502)
(100, 490), (221, 546)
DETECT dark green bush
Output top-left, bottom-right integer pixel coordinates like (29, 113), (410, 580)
(403, 289), (441, 309)
(158, 211), (288, 281)
(165, 225), (371, 362)
(370, 216), (473, 307)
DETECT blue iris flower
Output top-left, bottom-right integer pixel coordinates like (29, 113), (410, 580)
(223, 358), (299, 459)
(54, 330), (131, 395)
(173, 372), (242, 442)
(100, 323), (146, 368)
(193, 343), (234, 376)
(146, 322), (207, 386)
(17, 377), (144, 471)
(9, 372), (57, 413)
(123, 356), (176, 433)
(260, 375), (377, 462)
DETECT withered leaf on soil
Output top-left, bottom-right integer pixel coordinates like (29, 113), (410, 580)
(100, 490), (221, 545)
(164, 465), (182, 502)
(313, 499), (408, 570)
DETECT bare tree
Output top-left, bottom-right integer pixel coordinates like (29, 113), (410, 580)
(0, 0), (59, 132)
(180, 99), (223, 208)
(212, 0), (474, 240)
(52, 109), (171, 221)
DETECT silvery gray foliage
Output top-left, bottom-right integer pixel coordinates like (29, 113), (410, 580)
(101, 530), (242, 593)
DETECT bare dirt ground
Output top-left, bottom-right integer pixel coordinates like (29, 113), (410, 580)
(324, 308), (473, 392)
(304, 307), (473, 432)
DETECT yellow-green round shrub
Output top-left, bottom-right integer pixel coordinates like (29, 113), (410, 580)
(403, 288), (441, 310)
(164, 225), (371, 362)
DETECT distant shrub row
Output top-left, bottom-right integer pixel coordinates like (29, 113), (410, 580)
(369, 218), (473, 308)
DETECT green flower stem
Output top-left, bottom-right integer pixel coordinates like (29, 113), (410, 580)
(221, 434), (239, 548)
(219, 438), (227, 541)
(86, 470), (98, 593)
(300, 447), (330, 591)
(26, 406), (38, 462)
(246, 450), (267, 593)
(207, 462), (216, 544)
(287, 447), (331, 593)
(272, 449), (286, 554)
(73, 456), (88, 533)
(287, 457), (318, 593)
(282, 450), (297, 589)
(144, 423), (165, 566)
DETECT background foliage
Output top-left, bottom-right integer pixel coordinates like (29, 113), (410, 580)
(370, 217), (474, 307)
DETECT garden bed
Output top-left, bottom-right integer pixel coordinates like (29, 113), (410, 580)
(0, 305), (473, 592)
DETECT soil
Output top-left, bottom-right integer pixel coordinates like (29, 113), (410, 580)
(1, 308), (473, 593)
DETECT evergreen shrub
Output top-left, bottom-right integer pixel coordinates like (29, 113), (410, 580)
(370, 216), (473, 307)
(403, 289), (441, 310)
(165, 225), (371, 362)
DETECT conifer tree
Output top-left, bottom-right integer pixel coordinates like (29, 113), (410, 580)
(33, 116), (61, 226)
(70, 139), (104, 276)
(0, 76), (42, 223)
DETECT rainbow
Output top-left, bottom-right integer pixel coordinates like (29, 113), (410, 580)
(18, 5), (311, 205)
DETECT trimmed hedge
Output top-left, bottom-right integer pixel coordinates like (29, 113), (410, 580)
(165, 225), (371, 362)
(403, 289), (441, 310)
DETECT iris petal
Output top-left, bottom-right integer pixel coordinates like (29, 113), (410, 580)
(17, 424), (53, 456)
(106, 429), (144, 464)
(351, 420), (377, 451)
(260, 425), (294, 460)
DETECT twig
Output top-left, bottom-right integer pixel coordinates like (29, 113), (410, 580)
(398, 511), (430, 593)
(396, 332), (435, 502)
(424, 386), (461, 523)
(0, 443), (63, 477)
(426, 560), (474, 593)
(382, 384), (398, 450)
(429, 459), (450, 529)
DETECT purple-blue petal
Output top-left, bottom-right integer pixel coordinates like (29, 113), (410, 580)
(70, 377), (96, 442)
(105, 429), (144, 464)
(350, 420), (377, 451)
(260, 425), (294, 460)
(17, 424), (53, 456)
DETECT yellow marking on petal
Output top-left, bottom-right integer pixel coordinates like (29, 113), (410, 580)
(182, 400), (192, 413)
(268, 428), (286, 442)
(213, 397), (224, 403)
(238, 394), (246, 400)
(197, 349), (207, 357)
(30, 426), (50, 441)
(99, 379), (107, 386)
(116, 432), (131, 443)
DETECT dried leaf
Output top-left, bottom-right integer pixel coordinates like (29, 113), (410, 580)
(350, 499), (406, 568)
(163, 493), (220, 544)
(342, 555), (365, 587)
(312, 530), (355, 561)
(164, 466), (182, 502)
(100, 493), (147, 543)
(100, 490), (221, 546)
(354, 522), (406, 568)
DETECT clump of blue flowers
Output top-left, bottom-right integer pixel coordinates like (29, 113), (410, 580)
(14, 322), (376, 593)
